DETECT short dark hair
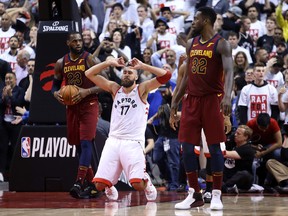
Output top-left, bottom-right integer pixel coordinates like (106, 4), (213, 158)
(160, 6), (171, 13)
(273, 55), (284, 68)
(253, 62), (265, 68)
(5, 71), (16, 78)
(67, 32), (81, 40)
(266, 16), (276, 24)
(137, 5), (148, 12)
(112, 2), (124, 11)
(197, 6), (217, 25)
(9, 35), (19, 42)
(247, 5), (259, 13)
(228, 31), (239, 39)
(256, 113), (271, 128)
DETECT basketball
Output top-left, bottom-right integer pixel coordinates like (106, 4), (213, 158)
(59, 85), (79, 105)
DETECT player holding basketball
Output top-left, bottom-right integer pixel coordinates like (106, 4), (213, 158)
(85, 56), (171, 201)
(170, 7), (234, 210)
(52, 32), (102, 199)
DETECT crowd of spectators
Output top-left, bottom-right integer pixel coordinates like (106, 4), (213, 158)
(1, 0), (288, 194)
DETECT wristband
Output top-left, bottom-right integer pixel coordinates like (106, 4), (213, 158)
(156, 70), (172, 84)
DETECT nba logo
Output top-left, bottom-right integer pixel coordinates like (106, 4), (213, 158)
(21, 137), (31, 158)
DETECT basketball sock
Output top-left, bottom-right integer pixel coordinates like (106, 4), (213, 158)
(76, 166), (88, 184)
(186, 171), (200, 192)
(206, 176), (213, 192)
(85, 167), (94, 183)
(212, 172), (223, 190)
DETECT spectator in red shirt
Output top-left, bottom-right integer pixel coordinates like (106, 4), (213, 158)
(247, 113), (282, 186)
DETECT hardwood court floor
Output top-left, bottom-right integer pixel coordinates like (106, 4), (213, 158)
(1, 190), (288, 216)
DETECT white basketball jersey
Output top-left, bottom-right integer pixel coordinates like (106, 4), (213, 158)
(109, 85), (149, 142)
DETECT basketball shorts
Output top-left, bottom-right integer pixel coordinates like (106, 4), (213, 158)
(66, 99), (98, 145)
(93, 137), (146, 187)
(179, 94), (226, 145)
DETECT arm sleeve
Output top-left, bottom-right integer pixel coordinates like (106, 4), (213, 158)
(51, 78), (62, 94)
(239, 106), (248, 125)
(271, 104), (279, 120)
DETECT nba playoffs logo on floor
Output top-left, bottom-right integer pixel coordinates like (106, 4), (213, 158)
(21, 137), (31, 158)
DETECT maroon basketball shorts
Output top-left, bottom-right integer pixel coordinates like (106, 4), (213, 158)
(179, 94), (225, 145)
(66, 99), (98, 145)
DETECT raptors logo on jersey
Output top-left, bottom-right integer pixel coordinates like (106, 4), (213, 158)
(109, 85), (149, 142)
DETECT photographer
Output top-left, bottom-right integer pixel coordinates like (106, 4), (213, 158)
(222, 125), (255, 193)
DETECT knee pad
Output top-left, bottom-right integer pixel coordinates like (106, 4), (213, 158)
(208, 144), (224, 172)
(182, 143), (198, 172)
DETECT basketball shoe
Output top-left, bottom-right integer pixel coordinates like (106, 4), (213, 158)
(79, 182), (103, 199)
(210, 189), (223, 210)
(203, 191), (212, 203)
(144, 172), (157, 201)
(105, 186), (119, 200)
(69, 180), (83, 198)
(175, 188), (204, 210)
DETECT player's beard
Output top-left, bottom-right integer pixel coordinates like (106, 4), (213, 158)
(71, 46), (84, 55)
(121, 79), (134, 88)
(191, 31), (200, 38)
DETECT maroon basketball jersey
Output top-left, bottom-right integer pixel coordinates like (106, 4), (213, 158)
(187, 34), (224, 96)
(62, 51), (97, 102)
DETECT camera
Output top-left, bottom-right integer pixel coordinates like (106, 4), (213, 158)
(130, 24), (137, 29)
(103, 37), (112, 42)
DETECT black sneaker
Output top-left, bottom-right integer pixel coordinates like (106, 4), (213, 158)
(263, 185), (278, 193)
(203, 191), (212, 203)
(79, 183), (103, 199)
(191, 191), (205, 208)
(70, 180), (83, 198)
(275, 186), (288, 194)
